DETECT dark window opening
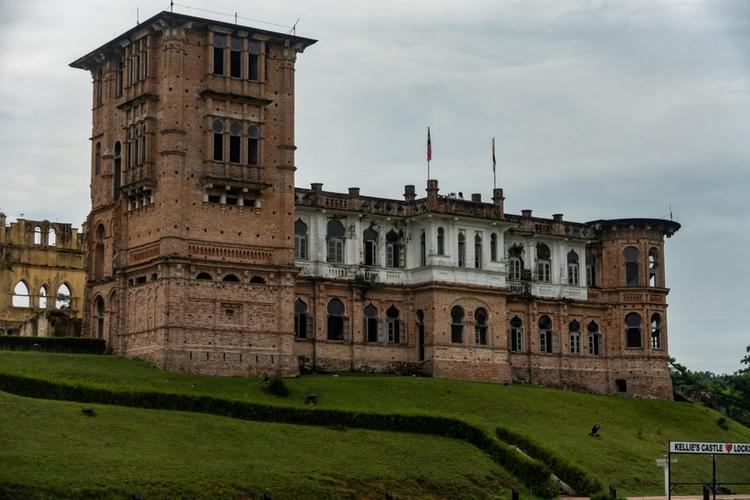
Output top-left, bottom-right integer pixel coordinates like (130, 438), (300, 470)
(229, 123), (241, 163)
(294, 298), (309, 339)
(420, 231), (426, 266)
(327, 298), (345, 341)
(248, 43), (260, 80)
(364, 304), (379, 343)
(451, 305), (464, 343)
(213, 35), (225, 75)
(437, 227), (445, 255)
(615, 379), (627, 393)
(386, 230), (401, 268)
(624, 246), (640, 286)
(539, 315), (553, 353)
(243, 198), (256, 207)
(474, 307), (488, 345)
(212, 119), (224, 162)
(208, 194), (221, 203)
(510, 316), (523, 352)
(363, 227), (377, 266)
(135, 276), (147, 284)
(230, 49), (241, 77)
(294, 219), (308, 260)
(625, 312), (642, 348)
(196, 272), (212, 280)
(223, 274), (240, 282)
(457, 233), (466, 268)
(386, 305), (401, 344)
(250, 276), (265, 284)
(651, 313), (662, 349)
(490, 233), (498, 261)
(474, 233), (482, 269)
(248, 124), (260, 165)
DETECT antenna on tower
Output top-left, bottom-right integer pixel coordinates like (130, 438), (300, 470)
(290, 18), (300, 36)
(669, 203), (673, 221)
(137, 7), (140, 24)
(170, 0), (174, 12)
(234, 12), (238, 24)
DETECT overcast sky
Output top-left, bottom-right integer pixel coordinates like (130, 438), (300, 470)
(1, 0), (748, 373)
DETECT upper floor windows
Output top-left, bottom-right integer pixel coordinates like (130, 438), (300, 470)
(474, 233), (483, 269)
(12, 281), (30, 308)
(125, 37), (149, 87)
(508, 244), (523, 281)
(648, 248), (659, 287)
(420, 231), (426, 267)
(327, 220), (346, 263)
(294, 219), (308, 260)
(450, 305), (465, 343)
(48, 228), (56, 247)
(536, 243), (551, 283)
(204, 183), (256, 207)
(567, 250), (579, 285)
(363, 227), (378, 266)
(385, 230), (402, 268)
(586, 248), (596, 288)
(490, 233), (498, 262)
(33, 226), (42, 246)
(625, 312), (642, 348)
(437, 227), (445, 255)
(457, 232), (466, 268)
(126, 124), (148, 169)
(213, 34), (261, 81)
(624, 246), (640, 286)
(212, 119), (261, 166)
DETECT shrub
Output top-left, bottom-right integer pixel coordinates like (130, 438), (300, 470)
(264, 376), (289, 397)
(0, 373), (558, 496)
(496, 426), (604, 496)
(0, 336), (106, 354)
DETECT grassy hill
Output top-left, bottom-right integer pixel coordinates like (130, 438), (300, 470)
(2, 351), (750, 496)
(0, 390), (516, 499)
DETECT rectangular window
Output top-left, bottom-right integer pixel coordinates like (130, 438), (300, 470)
(586, 265), (595, 287)
(588, 333), (601, 356)
(386, 244), (396, 268)
(230, 50), (241, 78)
(364, 240), (376, 266)
(509, 258), (522, 281)
(568, 263), (579, 285)
(208, 194), (221, 204)
(134, 137), (140, 165)
(510, 328), (523, 352)
(142, 49), (148, 79)
(451, 324), (463, 344)
(294, 235), (307, 260)
(475, 326), (488, 345)
(248, 137), (259, 165)
(537, 262), (551, 283)
(140, 135), (146, 164)
(243, 198), (256, 207)
(540, 331), (553, 353)
(213, 133), (223, 161)
(570, 334), (580, 354)
(327, 239), (344, 263)
(229, 135), (241, 163)
(247, 51), (260, 80)
(625, 262), (639, 286)
(213, 47), (224, 75)
(387, 320), (400, 344)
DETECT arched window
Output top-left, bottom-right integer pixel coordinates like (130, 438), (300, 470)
(474, 307), (488, 345)
(624, 246), (640, 286)
(364, 304), (379, 343)
(508, 244), (524, 281)
(196, 272), (213, 280)
(536, 243), (551, 283)
(386, 230), (401, 268)
(651, 313), (662, 349)
(33, 226), (42, 245)
(474, 233), (482, 269)
(450, 305), (464, 343)
(509, 316), (523, 352)
(625, 313), (642, 348)
(222, 274), (240, 282)
(94, 296), (105, 339)
(95, 142), (101, 175)
(567, 250), (579, 285)
(55, 283), (71, 310)
(490, 233), (498, 261)
(12, 281), (30, 308)
(538, 315), (554, 353)
(113, 141), (122, 200)
(294, 219), (308, 260)
(363, 227), (378, 266)
(250, 276), (266, 284)
(386, 305), (402, 344)
(248, 124), (260, 166)
(294, 298), (310, 339)
(420, 231), (426, 266)
(212, 119), (224, 161)
(327, 220), (345, 263)
(48, 228), (56, 247)
(648, 248), (659, 288)
(38, 286), (48, 309)
(327, 298), (346, 341)
(585, 247), (596, 287)
(569, 320), (581, 354)
(94, 224), (105, 281)
(437, 227), (445, 255)
(587, 321), (602, 356)
(457, 232), (466, 268)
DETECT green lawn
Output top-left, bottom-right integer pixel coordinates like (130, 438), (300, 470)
(0, 390), (518, 499)
(2, 351), (750, 495)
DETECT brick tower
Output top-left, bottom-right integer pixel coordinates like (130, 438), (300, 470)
(71, 11), (316, 375)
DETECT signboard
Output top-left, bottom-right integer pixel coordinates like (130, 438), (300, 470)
(669, 441), (750, 455)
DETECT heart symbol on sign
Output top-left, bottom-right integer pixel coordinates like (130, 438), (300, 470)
(725, 443), (733, 453)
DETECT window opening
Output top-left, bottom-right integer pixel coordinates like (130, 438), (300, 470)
(294, 298), (309, 339)
(587, 321), (601, 355)
(651, 313), (662, 349)
(536, 243), (551, 283)
(386, 230), (401, 268)
(327, 220), (345, 263)
(437, 227), (445, 255)
(450, 305), (464, 343)
(457, 232), (466, 268)
(386, 305), (401, 344)
(327, 298), (345, 341)
(294, 219), (308, 260)
(569, 320), (581, 354)
(222, 274), (240, 282)
(248, 42), (260, 80)
(474, 233), (482, 269)
(196, 272), (212, 280)
(420, 231), (426, 266)
(624, 246), (640, 286)
(48, 228), (56, 247)
(213, 34), (225, 75)
(539, 315), (553, 353)
(229, 122), (241, 163)
(586, 247), (596, 287)
(230, 38), (242, 77)
(95, 143), (101, 175)
(248, 124), (260, 165)
(508, 244), (524, 281)
(490, 233), (498, 261)
(56, 284), (71, 310)
(625, 312), (642, 348)
(648, 248), (659, 287)
(509, 316), (523, 352)
(212, 120), (224, 161)
(364, 304), (379, 343)
(94, 296), (105, 339)
(475, 307), (488, 345)
(94, 224), (105, 280)
(12, 281), (30, 308)
(38, 286), (48, 309)
(33, 226), (42, 245)
(567, 250), (579, 285)
(363, 227), (378, 266)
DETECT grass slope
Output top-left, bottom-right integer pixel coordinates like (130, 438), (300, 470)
(0, 390), (518, 499)
(3, 351), (750, 495)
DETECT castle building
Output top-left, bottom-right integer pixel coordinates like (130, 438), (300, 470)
(0, 214), (85, 336)
(72, 11), (680, 399)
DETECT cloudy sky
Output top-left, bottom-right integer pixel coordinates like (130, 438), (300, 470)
(1, 0), (748, 373)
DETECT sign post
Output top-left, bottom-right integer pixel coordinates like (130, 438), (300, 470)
(667, 441), (750, 499)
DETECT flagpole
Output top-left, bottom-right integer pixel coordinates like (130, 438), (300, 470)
(427, 126), (432, 181)
(492, 137), (497, 190)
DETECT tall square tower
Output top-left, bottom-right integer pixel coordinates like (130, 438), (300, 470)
(71, 11), (315, 375)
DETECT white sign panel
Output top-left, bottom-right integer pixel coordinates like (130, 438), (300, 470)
(670, 441), (750, 455)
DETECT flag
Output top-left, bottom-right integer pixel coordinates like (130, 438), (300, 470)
(427, 127), (432, 162)
(492, 137), (496, 173)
